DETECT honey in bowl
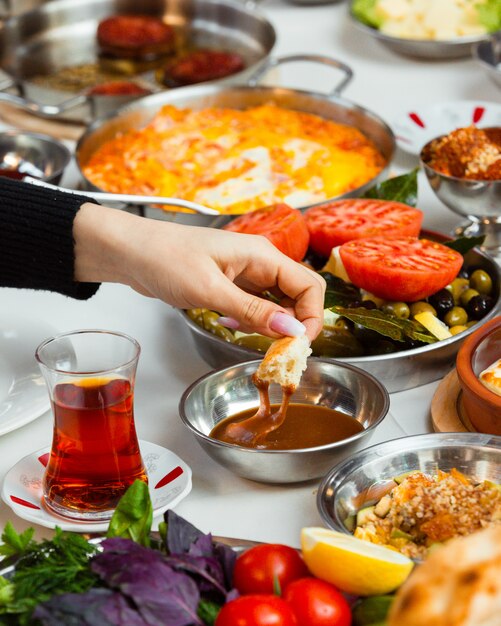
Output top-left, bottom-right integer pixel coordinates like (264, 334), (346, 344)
(210, 403), (364, 450)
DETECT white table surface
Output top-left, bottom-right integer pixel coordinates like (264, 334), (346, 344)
(0, 0), (499, 545)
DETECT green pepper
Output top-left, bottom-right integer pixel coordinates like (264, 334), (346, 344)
(311, 327), (364, 358)
(235, 334), (274, 352)
(186, 308), (235, 342)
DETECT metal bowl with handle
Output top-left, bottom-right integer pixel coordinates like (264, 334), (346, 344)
(0, 0), (276, 121)
(75, 53), (395, 224)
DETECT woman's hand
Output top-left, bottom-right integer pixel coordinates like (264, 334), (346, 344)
(74, 204), (325, 340)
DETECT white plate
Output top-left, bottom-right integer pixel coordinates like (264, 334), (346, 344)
(0, 314), (57, 436)
(1, 440), (192, 532)
(392, 100), (501, 155)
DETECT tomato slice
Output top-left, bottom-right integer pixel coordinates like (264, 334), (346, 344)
(223, 203), (310, 262)
(339, 237), (463, 302)
(304, 199), (423, 257)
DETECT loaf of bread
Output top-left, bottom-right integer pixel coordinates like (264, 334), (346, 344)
(255, 335), (311, 389)
(388, 525), (501, 626)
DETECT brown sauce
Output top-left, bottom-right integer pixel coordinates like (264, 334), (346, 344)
(210, 403), (364, 450)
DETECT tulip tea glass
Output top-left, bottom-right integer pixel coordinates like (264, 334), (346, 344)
(35, 330), (147, 521)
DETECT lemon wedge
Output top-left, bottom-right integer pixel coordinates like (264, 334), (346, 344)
(301, 527), (414, 596)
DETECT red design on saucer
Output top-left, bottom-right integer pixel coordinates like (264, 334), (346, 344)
(409, 112), (425, 128)
(38, 453), (50, 467)
(155, 466), (183, 489)
(472, 107), (485, 124)
(10, 495), (40, 510)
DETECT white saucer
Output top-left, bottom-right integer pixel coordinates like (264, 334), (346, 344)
(1, 440), (192, 532)
(392, 100), (501, 155)
(0, 313), (57, 436)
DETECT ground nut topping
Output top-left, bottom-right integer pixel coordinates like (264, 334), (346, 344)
(354, 469), (501, 559)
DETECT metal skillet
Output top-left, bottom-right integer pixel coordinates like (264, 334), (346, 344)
(75, 53), (396, 226)
(0, 0), (276, 122)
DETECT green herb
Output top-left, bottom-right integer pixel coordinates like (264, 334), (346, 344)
(0, 529), (98, 624)
(321, 272), (362, 308)
(332, 306), (437, 344)
(106, 479), (153, 547)
(353, 594), (394, 625)
(443, 235), (485, 255)
(198, 599), (222, 626)
(0, 523), (35, 560)
(477, 0), (501, 32)
(352, 0), (382, 27)
(363, 168), (418, 207)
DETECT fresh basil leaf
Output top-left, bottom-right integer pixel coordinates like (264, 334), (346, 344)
(106, 480), (152, 547)
(352, 0), (382, 27)
(332, 307), (437, 344)
(320, 272), (361, 308)
(443, 235), (485, 255)
(363, 169), (418, 206)
(477, 0), (501, 32)
(353, 595), (394, 626)
(0, 522), (35, 558)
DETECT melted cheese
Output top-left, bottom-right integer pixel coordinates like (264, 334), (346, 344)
(83, 104), (386, 214)
(479, 358), (501, 397)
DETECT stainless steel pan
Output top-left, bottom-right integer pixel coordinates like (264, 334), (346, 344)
(75, 54), (395, 224)
(0, 0), (276, 121)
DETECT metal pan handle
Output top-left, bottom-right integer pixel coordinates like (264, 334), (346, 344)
(247, 53), (353, 97)
(0, 89), (88, 117)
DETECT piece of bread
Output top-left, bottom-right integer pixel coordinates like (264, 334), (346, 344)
(255, 335), (311, 390)
(388, 526), (501, 626)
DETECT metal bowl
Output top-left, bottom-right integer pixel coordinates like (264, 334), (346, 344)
(0, 130), (71, 183)
(179, 242), (501, 393)
(349, 8), (490, 59)
(178, 358), (389, 484)
(317, 432), (501, 536)
(420, 138), (501, 220)
(473, 33), (501, 89)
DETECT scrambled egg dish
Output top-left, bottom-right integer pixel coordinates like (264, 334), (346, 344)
(83, 104), (386, 214)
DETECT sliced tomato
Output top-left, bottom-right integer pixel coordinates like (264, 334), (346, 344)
(339, 237), (463, 302)
(304, 199), (423, 257)
(223, 203), (310, 262)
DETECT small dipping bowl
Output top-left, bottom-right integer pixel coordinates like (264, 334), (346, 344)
(0, 130), (71, 184)
(317, 432), (501, 539)
(456, 315), (501, 435)
(179, 358), (389, 484)
(473, 33), (501, 90)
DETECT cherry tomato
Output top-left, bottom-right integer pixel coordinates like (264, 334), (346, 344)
(304, 199), (423, 258)
(223, 204), (310, 262)
(164, 49), (246, 86)
(233, 544), (310, 595)
(339, 237), (463, 302)
(284, 578), (352, 626)
(215, 595), (297, 626)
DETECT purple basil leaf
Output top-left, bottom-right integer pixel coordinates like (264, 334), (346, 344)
(190, 532), (214, 558)
(164, 553), (227, 597)
(213, 542), (237, 589)
(165, 509), (204, 555)
(33, 588), (148, 626)
(91, 538), (203, 626)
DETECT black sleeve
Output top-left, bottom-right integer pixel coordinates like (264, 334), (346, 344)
(0, 177), (100, 300)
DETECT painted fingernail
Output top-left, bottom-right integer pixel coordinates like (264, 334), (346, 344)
(270, 312), (306, 337)
(217, 316), (240, 330)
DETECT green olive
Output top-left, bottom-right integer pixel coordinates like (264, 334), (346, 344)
(409, 301), (437, 318)
(235, 334), (273, 352)
(311, 327), (364, 358)
(449, 325), (468, 336)
(469, 269), (493, 295)
(466, 320), (478, 328)
(446, 277), (470, 304)
(460, 288), (479, 307)
(382, 301), (410, 319)
(444, 306), (468, 328)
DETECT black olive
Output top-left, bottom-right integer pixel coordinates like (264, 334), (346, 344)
(427, 289), (454, 319)
(466, 294), (495, 320)
(347, 300), (378, 310)
(352, 323), (381, 344)
(457, 266), (470, 279)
